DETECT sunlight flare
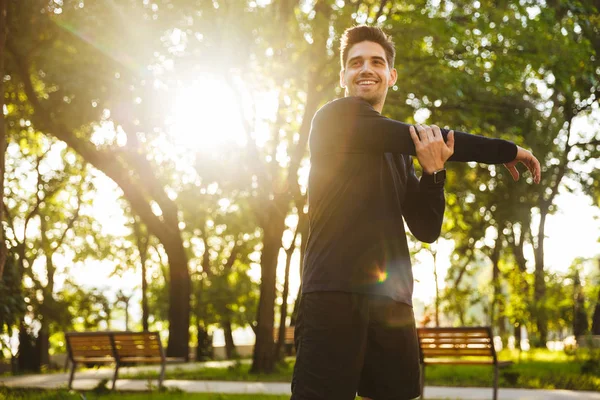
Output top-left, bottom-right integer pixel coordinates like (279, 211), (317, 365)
(167, 77), (246, 150)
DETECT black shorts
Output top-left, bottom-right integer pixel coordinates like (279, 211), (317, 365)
(291, 292), (420, 400)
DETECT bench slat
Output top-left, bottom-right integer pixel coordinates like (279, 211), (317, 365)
(421, 350), (493, 357)
(120, 356), (163, 363)
(72, 356), (115, 363)
(273, 327), (295, 343)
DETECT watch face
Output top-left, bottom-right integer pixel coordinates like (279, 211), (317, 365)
(434, 169), (447, 184)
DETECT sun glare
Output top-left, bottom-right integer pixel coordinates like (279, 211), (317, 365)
(167, 77), (246, 151)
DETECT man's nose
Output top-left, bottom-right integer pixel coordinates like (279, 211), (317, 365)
(360, 61), (374, 73)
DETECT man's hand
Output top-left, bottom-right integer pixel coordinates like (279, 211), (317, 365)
(503, 146), (541, 184)
(409, 124), (455, 174)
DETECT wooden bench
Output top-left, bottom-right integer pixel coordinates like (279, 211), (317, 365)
(273, 326), (295, 344)
(273, 326), (295, 355)
(417, 327), (513, 400)
(65, 331), (186, 390)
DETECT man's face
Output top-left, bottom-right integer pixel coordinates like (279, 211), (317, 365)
(340, 41), (397, 111)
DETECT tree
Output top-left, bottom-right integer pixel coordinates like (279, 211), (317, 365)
(5, 0), (194, 358)
(0, 253), (24, 360)
(591, 257), (600, 335)
(0, 0), (7, 279)
(571, 262), (588, 338)
(3, 133), (100, 370)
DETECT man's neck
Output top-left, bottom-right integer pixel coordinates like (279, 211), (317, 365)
(345, 94), (385, 113)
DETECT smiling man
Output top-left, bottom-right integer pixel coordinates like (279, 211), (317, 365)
(290, 26), (541, 400)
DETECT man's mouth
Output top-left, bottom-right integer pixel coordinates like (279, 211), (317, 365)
(356, 79), (378, 86)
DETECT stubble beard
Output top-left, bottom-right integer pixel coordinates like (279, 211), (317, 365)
(348, 84), (387, 109)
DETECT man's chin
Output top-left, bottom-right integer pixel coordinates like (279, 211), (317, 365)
(351, 92), (381, 106)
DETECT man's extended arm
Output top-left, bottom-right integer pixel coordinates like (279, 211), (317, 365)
(310, 96), (540, 182)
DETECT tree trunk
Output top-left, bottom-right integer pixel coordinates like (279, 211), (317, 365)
(572, 270), (587, 337)
(592, 293), (600, 335)
(194, 271), (212, 361)
(134, 220), (150, 331)
(141, 259), (149, 331)
(275, 246), (294, 359)
(591, 257), (600, 335)
(0, 0), (8, 279)
(162, 238), (191, 359)
(17, 321), (39, 373)
(223, 319), (236, 359)
(514, 323), (522, 348)
(533, 209), (548, 346)
(37, 323), (49, 369)
(251, 210), (286, 373)
(490, 230), (503, 332)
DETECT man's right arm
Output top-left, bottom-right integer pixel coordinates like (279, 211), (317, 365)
(310, 97), (538, 180)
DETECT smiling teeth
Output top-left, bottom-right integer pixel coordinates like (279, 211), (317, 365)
(358, 81), (376, 85)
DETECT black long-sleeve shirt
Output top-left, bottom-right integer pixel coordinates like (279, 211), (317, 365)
(302, 96), (518, 305)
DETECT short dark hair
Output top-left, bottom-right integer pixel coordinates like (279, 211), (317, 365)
(340, 25), (396, 69)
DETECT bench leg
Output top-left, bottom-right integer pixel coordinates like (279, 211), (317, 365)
(493, 364), (498, 400)
(159, 362), (166, 389)
(420, 363), (425, 399)
(68, 362), (76, 390)
(112, 363), (120, 390)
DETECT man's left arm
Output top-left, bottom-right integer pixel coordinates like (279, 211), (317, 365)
(402, 158), (445, 243)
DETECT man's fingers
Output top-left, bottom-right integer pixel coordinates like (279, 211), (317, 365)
(416, 124), (428, 143)
(521, 153), (541, 184)
(431, 125), (443, 142)
(447, 130), (455, 153)
(531, 156), (541, 184)
(424, 124), (434, 142)
(504, 163), (520, 181)
(409, 126), (422, 148)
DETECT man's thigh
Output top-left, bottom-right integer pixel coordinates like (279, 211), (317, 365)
(291, 292), (369, 400)
(357, 297), (421, 400)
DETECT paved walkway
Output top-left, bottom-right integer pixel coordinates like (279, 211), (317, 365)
(1, 362), (599, 400)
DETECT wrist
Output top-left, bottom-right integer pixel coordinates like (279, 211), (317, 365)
(423, 164), (445, 175)
(422, 168), (447, 185)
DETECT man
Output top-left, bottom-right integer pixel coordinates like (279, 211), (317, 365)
(290, 26), (541, 400)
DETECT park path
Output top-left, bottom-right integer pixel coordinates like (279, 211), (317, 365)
(0, 361), (599, 400)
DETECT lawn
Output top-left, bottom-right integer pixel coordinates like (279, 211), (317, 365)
(122, 349), (600, 391)
(0, 387), (290, 400)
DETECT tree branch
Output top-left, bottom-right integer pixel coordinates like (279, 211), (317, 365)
(8, 40), (175, 245)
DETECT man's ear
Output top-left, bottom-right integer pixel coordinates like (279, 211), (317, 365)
(340, 69), (346, 88)
(389, 68), (398, 87)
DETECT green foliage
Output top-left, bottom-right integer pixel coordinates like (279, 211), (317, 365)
(3, 0), (599, 367)
(59, 281), (112, 330)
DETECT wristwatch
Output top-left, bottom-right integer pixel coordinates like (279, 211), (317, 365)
(432, 168), (447, 184)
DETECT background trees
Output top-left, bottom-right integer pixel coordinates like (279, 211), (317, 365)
(0, 0), (598, 373)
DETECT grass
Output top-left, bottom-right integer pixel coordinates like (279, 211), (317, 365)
(423, 348), (600, 391)
(121, 349), (600, 391)
(0, 388), (460, 400)
(0, 387), (290, 400)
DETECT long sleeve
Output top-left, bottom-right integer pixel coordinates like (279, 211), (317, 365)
(309, 96), (517, 164)
(401, 159), (445, 243)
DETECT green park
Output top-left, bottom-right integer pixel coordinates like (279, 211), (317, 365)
(0, 1), (599, 399)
